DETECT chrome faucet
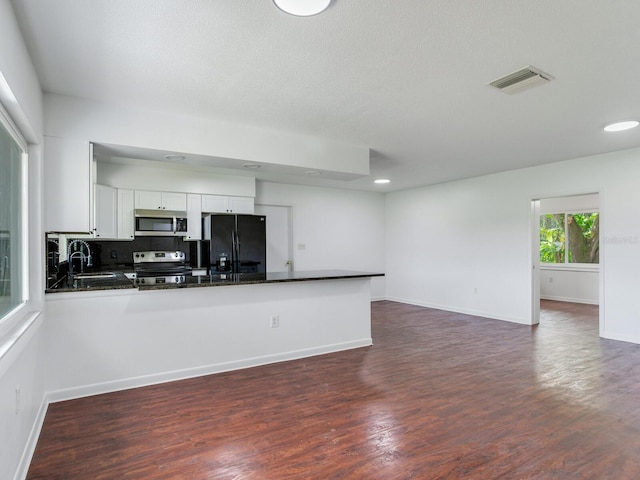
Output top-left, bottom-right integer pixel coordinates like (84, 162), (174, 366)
(67, 239), (92, 281)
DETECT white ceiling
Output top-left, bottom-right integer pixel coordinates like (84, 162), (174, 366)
(10, 0), (640, 192)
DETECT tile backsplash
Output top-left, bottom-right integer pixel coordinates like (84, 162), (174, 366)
(46, 234), (200, 278)
(88, 237), (196, 270)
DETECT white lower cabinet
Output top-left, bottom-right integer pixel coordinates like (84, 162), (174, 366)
(202, 195), (254, 214)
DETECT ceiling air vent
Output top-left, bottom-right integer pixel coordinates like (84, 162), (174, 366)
(487, 65), (554, 94)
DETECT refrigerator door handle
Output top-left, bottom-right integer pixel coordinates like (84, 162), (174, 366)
(234, 229), (240, 266)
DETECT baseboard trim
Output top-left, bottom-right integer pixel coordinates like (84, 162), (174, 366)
(46, 338), (373, 404)
(600, 330), (640, 345)
(540, 295), (599, 305)
(384, 296), (532, 325)
(14, 396), (49, 480)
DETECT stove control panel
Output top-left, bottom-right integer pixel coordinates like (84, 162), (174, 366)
(133, 251), (186, 264)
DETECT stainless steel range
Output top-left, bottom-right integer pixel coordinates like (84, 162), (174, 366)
(132, 251), (191, 285)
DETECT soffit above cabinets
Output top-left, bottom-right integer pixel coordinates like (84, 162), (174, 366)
(93, 143), (369, 184)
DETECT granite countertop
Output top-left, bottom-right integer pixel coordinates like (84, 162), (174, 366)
(138, 270), (385, 291)
(45, 271), (135, 293)
(46, 270), (384, 294)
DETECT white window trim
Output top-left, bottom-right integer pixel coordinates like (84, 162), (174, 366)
(0, 98), (30, 323)
(540, 210), (600, 269)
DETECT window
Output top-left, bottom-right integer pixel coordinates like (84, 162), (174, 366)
(0, 113), (26, 320)
(539, 212), (599, 264)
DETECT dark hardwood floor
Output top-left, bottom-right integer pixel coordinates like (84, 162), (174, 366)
(27, 300), (640, 479)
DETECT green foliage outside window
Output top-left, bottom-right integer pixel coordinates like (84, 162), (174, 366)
(540, 213), (599, 264)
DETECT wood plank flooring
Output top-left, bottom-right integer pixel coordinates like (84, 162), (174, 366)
(27, 300), (640, 479)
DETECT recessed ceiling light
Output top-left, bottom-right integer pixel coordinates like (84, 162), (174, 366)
(243, 163), (261, 169)
(603, 120), (639, 132)
(374, 179), (390, 184)
(273, 0), (331, 16)
(305, 170), (322, 176)
(164, 154), (185, 161)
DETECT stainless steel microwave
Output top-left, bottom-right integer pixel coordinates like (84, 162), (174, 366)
(134, 210), (188, 236)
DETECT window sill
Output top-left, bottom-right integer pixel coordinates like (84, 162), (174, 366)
(540, 264), (599, 273)
(0, 304), (42, 376)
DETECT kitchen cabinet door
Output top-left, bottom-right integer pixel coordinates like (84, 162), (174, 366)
(184, 194), (202, 240)
(117, 189), (135, 240)
(135, 190), (187, 211)
(94, 184), (118, 239)
(202, 195), (254, 214)
(135, 190), (163, 210)
(201, 194), (229, 213)
(44, 137), (94, 232)
(161, 192), (187, 211)
(228, 196), (254, 214)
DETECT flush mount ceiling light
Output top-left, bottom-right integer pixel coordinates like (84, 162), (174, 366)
(305, 170), (322, 176)
(164, 154), (185, 161)
(273, 0), (331, 16)
(603, 120), (640, 132)
(374, 179), (390, 184)
(243, 163), (261, 169)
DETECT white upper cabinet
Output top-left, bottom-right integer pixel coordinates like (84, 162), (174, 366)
(117, 189), (135, 240)
(135, 190), (187, 211)
(228, 196), (254, 214)
(94, 184), (118, 239)
(44, 137), (94, 232)
(202, 195), (254, 214)
(184, 194), (202, 241)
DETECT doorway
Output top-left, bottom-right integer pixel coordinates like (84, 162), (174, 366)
(531, 193), (601, 331)
(255, 204), (293, 273)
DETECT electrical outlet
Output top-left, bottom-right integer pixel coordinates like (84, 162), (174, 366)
(270, 315), (280, 328)
(549, 277), (554, 283)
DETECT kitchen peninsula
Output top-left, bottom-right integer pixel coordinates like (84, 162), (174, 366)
(46, 269), (383, 293)
(44, 270), (383, 402)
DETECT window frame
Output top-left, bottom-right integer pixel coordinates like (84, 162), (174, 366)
(0, 99), (29, 326)
(539, 209), (600, 272)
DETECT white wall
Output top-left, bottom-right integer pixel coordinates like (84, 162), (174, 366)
(0, 1), (46, 479)
(540, 269), (599, 304)
(539, 193), (599, 304)
(256, 182), (386, 299)
(386, 147), (640, 344)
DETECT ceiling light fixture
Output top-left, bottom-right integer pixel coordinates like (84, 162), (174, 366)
(374, 179), (390, 184)
(273, 0), (331, 17)
(603, 120), (639, 132)
(305, 170), (322, 176)
(243, 163), (261, 169)
(164, 154), (185, 161)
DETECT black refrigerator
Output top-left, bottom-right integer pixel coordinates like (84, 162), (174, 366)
(203, 214), (266, 274)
